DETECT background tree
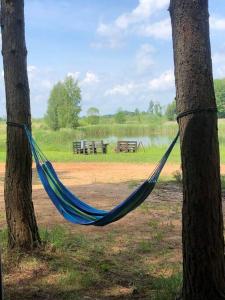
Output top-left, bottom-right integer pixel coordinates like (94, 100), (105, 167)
(115, 109), (126, 124)
(214, 78), (225, 118)
(147, 100), (155, 114)
(87, 107), (100, 125)
(46, 76), (81, 130)
(134, 108), (141, 122)
(153, 101), (162, 117)
(45, 82), (62, 130)
(1, 0), (40, 249)
(170, 0), (225, 299)
(147, 100), (162, 117)
(165, 99), (176, 120)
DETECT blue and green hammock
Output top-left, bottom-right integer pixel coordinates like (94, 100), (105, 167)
(24, 126), (179, 226)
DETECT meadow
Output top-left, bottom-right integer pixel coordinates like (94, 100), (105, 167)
(1, 119), (225, 163)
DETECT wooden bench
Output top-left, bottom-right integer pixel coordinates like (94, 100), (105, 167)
(73, 140), (108, 154)
(84, 141), (108, 154)
(73, 141), (83, 154)
(94, 141), (108, 154)
(116, 141), (137, 153)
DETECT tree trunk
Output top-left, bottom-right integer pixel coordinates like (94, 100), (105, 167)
(1, 0), (40, 250)
(169, 1), (225, 299)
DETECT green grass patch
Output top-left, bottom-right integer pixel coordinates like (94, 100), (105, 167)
(1, 119), (225, 164)
(2, 218), (182, 300)
(151, 273), (182, 300)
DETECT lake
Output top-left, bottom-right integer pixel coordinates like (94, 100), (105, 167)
(81, 133), (225, 148)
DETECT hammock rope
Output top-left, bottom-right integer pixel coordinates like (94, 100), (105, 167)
(23, 125), (179, 226)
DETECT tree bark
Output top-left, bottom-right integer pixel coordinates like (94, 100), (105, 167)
(169, 1), (225, 299)
(1, 0), (40, 250)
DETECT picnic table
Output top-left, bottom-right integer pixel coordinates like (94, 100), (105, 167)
(116, 141), (138, 153)
(73, 140), (108, 154)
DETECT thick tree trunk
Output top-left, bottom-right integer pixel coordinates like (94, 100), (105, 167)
(169, 1), (225, 299)
(1, 0), (40, 250)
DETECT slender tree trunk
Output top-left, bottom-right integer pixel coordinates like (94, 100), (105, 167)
(1, 0), (40, 250)
(169, 1), (225, 299)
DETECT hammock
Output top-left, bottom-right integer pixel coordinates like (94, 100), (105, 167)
(24, 126), (179, 226)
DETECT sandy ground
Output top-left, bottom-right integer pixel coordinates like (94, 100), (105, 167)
(0, 161), (224, 232)
(0, 162), (181, 230)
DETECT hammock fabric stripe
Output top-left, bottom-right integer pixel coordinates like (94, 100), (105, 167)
(24, 126), (179, 226)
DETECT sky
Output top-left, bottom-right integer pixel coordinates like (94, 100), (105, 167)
(0, 0), (225, 118)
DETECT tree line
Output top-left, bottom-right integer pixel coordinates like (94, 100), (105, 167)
(45, 76), (225, 130)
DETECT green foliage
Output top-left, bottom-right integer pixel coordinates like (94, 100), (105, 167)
(148, 100), (155, 114)
(45, 76), (81, 130)
(148, 100), (162, 116)
(214, 78), (225, 118)
(154, 102), (163, 116)
(134, 108), (142, 122)
(115, 109), (126, 124)
(165, 100), (177, 121)
(87, 107), (100, 125)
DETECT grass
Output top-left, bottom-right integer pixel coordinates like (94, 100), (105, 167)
(76, 121), (178, 138)
(1, 119), (225, 163)
(151, 273), (182, 300)
(36, 145), (181, 163)
(0, 120), (181, 163)
(1, 182), (183, 300)
(1, 228), (182, 300)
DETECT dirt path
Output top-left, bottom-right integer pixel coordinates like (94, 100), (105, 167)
(0, 162), (181, 228)
(0, 162), (224, 231)
(0, 162), (181, 186)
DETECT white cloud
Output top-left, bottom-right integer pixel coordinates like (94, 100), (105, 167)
(26, 66), (59, 116)
(81, 71), (99, 85)
(213, 52), (225, 64)
(97, 23), (114, 35)
(40, 79), (53, 89)
(115, 0), (169, 29)
(138, 18), (171, 40)
(67, 71), (80, 80)
(136, 44), (155, 73)
(148, 69), (174, 91)
(104, 82), (139, 96)
(27, 65), (38, 79)
(0, 65), (54, 117)
(210, 16), (225, 30)
(94, 0), (170, 48)
(27, 66), (55, 92)
(28, 65), (38, 73)
(95, 22), (125, 48)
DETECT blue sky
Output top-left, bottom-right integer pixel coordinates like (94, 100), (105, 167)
(0, 0), (225, 117)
